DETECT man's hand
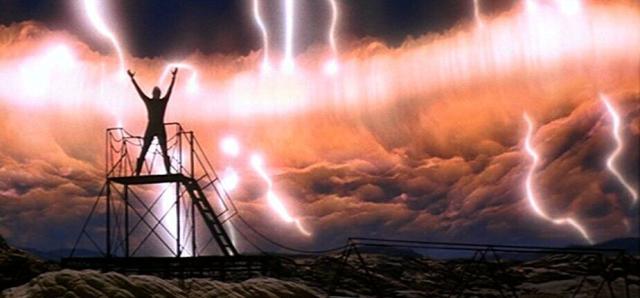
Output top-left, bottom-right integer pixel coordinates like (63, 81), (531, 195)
(127, 70), (135, 78)
(171, 68), (178, 77)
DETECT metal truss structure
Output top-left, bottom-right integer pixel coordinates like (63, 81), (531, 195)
(67, 123), (238, 260)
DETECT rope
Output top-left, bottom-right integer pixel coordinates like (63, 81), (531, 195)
(233, 210), (347, 255)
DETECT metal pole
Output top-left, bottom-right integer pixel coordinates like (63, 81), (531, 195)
(124, 185), (129, 258)
(179, 128), (183, 175)
(105, 130), (109, 177)
(189, 132), (196, 256)
(189, 132), (194, 178)
(192, 195), (196, 256)
(176, 182), (181, 257)
(106, 181), (111, 258)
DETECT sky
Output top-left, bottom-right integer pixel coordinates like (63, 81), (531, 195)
(0, 0), (516, 57)
(0, 0), (638, 255)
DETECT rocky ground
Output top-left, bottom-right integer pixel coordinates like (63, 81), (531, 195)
(2, 270), (323, 298)
(0, 236), (59, 291)
(282, 253), (640, 297)
(1, 235), (639, 297)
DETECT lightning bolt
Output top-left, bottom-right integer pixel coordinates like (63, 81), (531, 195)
(253, 0), (271, 73)
(250, 154), (311, 236)
(219, 136), (240, 191)
(217, 136), (242, 253)
(282, 0), (295, 73)
(324, 0), (340, 75)
(83, 0), (126, 74)
(600, 94), (638, 204)
(523, 114), (593, 244)
(473, 0), (484, 28)
(158, 63), (199, 93)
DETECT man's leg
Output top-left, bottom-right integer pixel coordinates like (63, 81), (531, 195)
(157, 130), (172, 174)
(135, 133), (153, 176)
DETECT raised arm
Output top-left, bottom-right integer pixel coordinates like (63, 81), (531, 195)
(127, 70), (149, 100)
(163, 68), (178, 100)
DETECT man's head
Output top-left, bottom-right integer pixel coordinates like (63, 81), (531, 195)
(152, 87), (161, 99)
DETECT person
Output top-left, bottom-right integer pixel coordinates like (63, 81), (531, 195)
(127, 68), (178, 176)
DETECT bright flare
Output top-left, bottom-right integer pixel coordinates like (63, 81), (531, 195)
(523, 114), (593, 244)
(219, 137), (240, 190)
(220, 136), (240, 158)
(600, 94), (638, 204)
(19, 45), (76, 99)
(555, 0), (582, 15)
(250, 154), (311, 236)
(83, 0), (126, 74)
(525, 0), (540, 14)
(221, 167), (239, 191)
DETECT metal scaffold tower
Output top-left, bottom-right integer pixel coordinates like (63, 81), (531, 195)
(68, 123), (239, 259)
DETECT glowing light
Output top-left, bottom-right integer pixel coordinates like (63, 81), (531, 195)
(282, 0), (295, 73)
(324, 59), (339, 75)
(324, 0), (340, 75)
(158, 63), (198, 93)
(473, 0), (484, 28)
(157, 184), (178, 256)
(250, 154), (311, 236)
(555, 0), (582, 15)
(219, 137), (240, 190)
(253, 0), (271, 73)
(221, 167), (239, 191)
(19, 45), (76, 99)
(220, 136), (240, 158)
(525, 0), (540, 14)
(523, 114), (593, 244)
(601, 94), (638, 204)
(83, 0), (126, 73)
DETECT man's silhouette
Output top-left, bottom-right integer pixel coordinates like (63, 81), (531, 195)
(127, 68), (178, 176)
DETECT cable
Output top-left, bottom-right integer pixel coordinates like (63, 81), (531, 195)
(233, 210), (347, 254)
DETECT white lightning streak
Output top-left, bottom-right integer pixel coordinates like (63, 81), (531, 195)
(217, 137), (240, 254)
(523, 114), (593, 244)
(282, 0), (295, 73)
(219, 137), (240, 191)
(158, 63), (199, 93)
(84, 0), (126, 74)
(324, 0), (340, 75)
(250, 154), (311, 236)
(600, 94), (638, 204)
(328, 0), (339, 54)
(473, 0), (484, 28)
(253, 0), (271, 72)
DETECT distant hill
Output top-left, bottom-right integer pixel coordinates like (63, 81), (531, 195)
(568, 237), (639, 255)
(20, 247), (101, 261)
(354, 246), (422, 257)
(590, 237), (638, 254)
(0, 235), (59, 290)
